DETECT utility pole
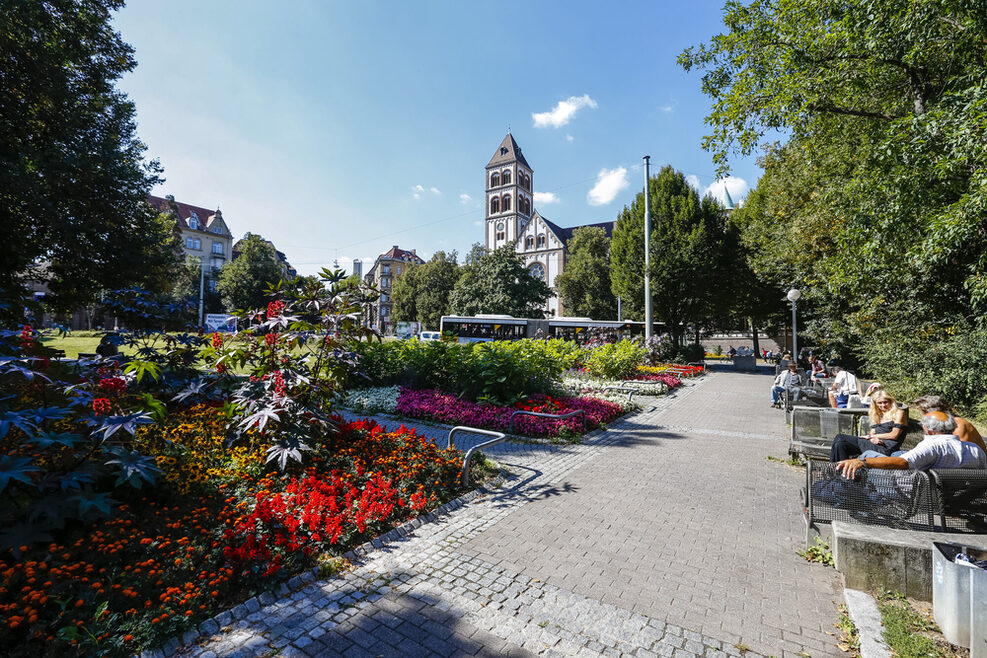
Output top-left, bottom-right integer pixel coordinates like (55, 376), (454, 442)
(199, 260), (205, 328)
(643, 156), (652, 340)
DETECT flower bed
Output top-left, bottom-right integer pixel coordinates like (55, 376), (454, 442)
(395, 388), (625, 437)
(0, 408), (467, 657)
(342, 385), (401, 414)
(557, 376), (668, 399)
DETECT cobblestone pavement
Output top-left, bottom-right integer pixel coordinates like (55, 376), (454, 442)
(170, 370), (843, 658)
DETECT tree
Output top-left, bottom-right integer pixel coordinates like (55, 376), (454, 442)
(679, 0), (987, 326)
(610, 166), (731, 348)
(392, 251), (460, 330)
(449, 246), (551, 318)
(0, 0), (183, 319)
(555, 227), (617, 319)
(216, 235), (284, 312)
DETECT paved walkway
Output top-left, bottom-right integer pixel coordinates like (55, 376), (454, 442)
(172, 369), (843, 658)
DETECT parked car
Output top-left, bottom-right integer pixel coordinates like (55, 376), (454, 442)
(419, 331), (441, 342)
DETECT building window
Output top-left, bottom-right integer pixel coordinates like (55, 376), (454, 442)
(397, 266), (402, 275)
(211, 257), (223, 269)
(496, 231), (505, 241)
(207, 278), (217, 292)
(381, 293), (387, 302)
(186, 237), (201, 250)
(502, 170), (511, 185)
(383, 264), (390, 274)
(381, 277), (389, 287)
(211, 242), (223, 255)
(529, 263), (545, 281)
(525, 236), (534, 249)
(490, 197), (500, 214)
(189, 213), (199, 230)
(381, 306), (388, 317)
(490, 172), (500, 188)
(537, 234), (546, 248)
(502, 195), (511, 211)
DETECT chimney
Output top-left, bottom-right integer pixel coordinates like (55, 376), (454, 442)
(411, 249), (416, 256)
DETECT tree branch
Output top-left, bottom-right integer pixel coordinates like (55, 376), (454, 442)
(807, 103), (903, 121)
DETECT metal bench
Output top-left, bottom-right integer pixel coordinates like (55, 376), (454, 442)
(929, 468), (987, 533)
(802, 459), (938, 543)
(788, 407), (865, 459)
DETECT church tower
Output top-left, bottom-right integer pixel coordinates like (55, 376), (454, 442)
(485, 133), (533, 251)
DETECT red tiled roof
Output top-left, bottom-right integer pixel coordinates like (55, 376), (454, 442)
(378, 245), (425, 264)
(148, 194), (218, 231)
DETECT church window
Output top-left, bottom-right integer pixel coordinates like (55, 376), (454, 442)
(491, 172), (500, 187)
(525, 236), (534, 249)
(537, 234), (546, 248)
(528, 263), (545, 281)
(502, 195), (511, 211)
(502, 170), (511, 185)
(490, 197), (500, 214)
(525, 198), (531, 214)
(496, 231), (505, 241)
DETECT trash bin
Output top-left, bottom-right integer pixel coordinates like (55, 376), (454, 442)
(971, 556), (987, 658)
(933, 542), (987, 649)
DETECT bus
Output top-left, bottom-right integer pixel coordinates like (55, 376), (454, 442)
(439, 315), (665, 344)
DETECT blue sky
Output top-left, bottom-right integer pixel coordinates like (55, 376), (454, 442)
(114, 1), (760, 277)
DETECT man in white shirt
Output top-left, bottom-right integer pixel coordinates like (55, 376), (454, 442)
(827, 364), (859, 408)
(837, 411), (987, 479)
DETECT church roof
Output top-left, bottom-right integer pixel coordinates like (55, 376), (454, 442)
(486, 133), (531, 170)
(540, 213), (616, 246)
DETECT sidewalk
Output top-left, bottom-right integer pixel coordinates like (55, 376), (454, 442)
(173, 370), (843, 658)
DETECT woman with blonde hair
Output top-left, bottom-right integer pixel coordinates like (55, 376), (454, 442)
(829, 389), (909, 461)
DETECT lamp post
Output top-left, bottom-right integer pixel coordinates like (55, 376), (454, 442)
(787, 288), (801, 363)
(643, 155), (652, 340)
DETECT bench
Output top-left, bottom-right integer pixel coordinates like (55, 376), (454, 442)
(788, 405), (923, 459)
(803, 460), (987, 545)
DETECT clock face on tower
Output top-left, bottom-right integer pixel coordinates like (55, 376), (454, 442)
(496, 222), (505, 231)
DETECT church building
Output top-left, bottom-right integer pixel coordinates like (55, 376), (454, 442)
(484, 133), (614, 317)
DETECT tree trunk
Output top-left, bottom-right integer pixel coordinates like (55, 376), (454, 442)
(750, 317), (760, 358)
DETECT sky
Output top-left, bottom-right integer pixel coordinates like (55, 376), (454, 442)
(113, 1), (760, 277)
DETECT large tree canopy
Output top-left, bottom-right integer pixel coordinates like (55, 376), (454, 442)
(682, 0), (987, 413)
(0, 0), (182, 316)
(554, 226), (616, 320)
(449, 245), (551, 318)
(680, 0), (987, 325)
(217, 234), (284, 312)
(610, 166), (732, 346)
(391, 251), (460, 330)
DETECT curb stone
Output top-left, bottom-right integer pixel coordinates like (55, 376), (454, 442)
(844, 588), (890, 658)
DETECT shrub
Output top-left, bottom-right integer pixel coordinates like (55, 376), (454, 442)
(861, 325), (987, 423)
(584, 340), (645, 380)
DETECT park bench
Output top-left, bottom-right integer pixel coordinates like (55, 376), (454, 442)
(787, 404), (924, 459)
(802, 460), (987, 544)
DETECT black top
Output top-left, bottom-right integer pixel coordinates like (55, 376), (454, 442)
(872, 420), (909, 448)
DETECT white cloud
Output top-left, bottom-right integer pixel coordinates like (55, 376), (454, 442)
(459, 193), (472, 204)
(532, 94), (598, 129)
(587, 167), (629, 206)
(704, 176), (749, 207)
(566, 134), (574, 142)
(685, 174), (701, 191)
(533, 191), (559, 205)
(412, 184), (440, 200)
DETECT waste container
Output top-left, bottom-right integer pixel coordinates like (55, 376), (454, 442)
(972, 557), (987, 658)
(933, 542), (987, 649)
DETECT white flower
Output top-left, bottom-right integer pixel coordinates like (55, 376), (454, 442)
(342, 386), (401, 414)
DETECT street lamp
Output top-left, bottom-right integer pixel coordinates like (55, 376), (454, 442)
(786, 288), (801, 363)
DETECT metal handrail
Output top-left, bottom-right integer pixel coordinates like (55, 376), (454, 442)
(446, 426), (506, 488)
(600, 385), (639, 402)
(508, 409), (586, 435)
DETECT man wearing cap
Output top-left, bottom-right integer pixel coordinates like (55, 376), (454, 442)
(836, 411), (987, 479)
(770, 362), (804, 408)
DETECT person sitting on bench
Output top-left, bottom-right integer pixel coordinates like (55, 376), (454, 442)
(807, 356), (827, 382)
(912, 395), (986, 454)
(829, 390), (908, 461)
(770, 362), (803, 408)
(827, 363), (859, 408)
(836, 411), (987, 479)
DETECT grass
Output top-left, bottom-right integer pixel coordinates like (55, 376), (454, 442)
(877, 590), (965, 657)
(835, 604), (860, 655)
(766, 454), (805, 467)
(797, 536), (835, 567)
